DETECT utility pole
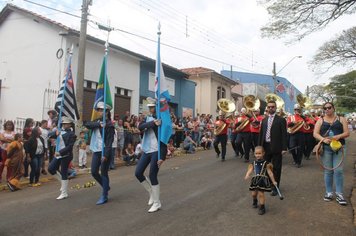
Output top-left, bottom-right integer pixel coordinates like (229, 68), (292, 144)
(76, 0), (92, 123)
(272, 62), (276, 94)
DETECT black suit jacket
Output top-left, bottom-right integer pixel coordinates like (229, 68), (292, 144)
(258, 114), (287, 154)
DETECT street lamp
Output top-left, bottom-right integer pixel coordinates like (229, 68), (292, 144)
(272, 56), (302, 93)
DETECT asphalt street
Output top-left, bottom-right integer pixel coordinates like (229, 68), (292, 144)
(0, 136), (355, 236)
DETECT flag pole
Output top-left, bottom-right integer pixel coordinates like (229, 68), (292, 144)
(101, 30), (111, 159)
(56, 45), (73, 153)
(156, 23), (161, 161)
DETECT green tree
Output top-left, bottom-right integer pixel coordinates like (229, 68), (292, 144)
(328, 70), (356, 111)
(310, 27), (356, 73)
(260, 0), (356, 40)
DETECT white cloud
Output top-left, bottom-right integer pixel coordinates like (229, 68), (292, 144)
(1, 0), (355, 93)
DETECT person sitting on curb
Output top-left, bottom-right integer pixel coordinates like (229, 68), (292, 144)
(123, 143), (136, 166)
(183, 132), (196, 154)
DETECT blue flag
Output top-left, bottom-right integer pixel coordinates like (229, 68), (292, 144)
(155, 31), (172, 145)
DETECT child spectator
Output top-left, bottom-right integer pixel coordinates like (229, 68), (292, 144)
(123, 143), (136, 166)
(201, 133), (212, 150)
(76, 131), (87, 169)
(167, 139), (175, 158)
(67, 161), (77, 179)
(134, 142), (143, 160)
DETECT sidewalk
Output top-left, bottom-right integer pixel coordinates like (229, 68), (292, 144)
(0, 146), (204, 191)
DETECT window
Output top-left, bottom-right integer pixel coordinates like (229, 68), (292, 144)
(148, 72), (175, 96)
(217, 86), (226, 100)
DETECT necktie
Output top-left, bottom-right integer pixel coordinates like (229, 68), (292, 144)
(266, 116), (273, 142)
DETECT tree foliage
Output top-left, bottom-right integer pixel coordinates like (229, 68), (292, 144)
(308, 84), (336, 104)
(328, 70), (356, 111)
(260, 0), (356, 40)
(310, 27), (356, 72)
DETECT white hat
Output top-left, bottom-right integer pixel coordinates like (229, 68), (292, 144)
(310, 109), (315, 113)
(96, 101), (112, 110)
(294, 104), (301, 110)
(61, 117), (73, 124)
(241, 108), (247, 113)
(146, 97), (156, 107)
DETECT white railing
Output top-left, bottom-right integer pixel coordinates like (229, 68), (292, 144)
(0, 117), (26, 134)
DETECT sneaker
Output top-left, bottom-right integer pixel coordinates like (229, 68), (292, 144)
(323, 193), (333, 202)
(336, 193), (347, 206)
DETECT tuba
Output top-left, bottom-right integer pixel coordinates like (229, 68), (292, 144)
(214, 99), (236, 135)
(288, 94), (311, 134)
(265, 93), (285, 112)
(235, 95), (260, 132)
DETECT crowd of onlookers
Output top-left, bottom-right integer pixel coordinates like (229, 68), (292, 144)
(0, 110), (218, 190)
(1, 107), (354, 191)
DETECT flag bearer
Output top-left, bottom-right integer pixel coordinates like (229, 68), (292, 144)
(84, 102), (115, 205)
(135, 97), (167, 213)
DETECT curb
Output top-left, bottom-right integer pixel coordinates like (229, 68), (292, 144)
(0, 147), (207, 191)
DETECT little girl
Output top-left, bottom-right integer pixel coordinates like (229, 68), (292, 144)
(245, 146), (277, 215)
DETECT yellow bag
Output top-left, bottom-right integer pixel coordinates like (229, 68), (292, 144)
(330, 140), (342, 152)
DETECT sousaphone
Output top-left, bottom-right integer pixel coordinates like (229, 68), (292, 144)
(215, 99), (235, 135)
(288, 94), (311, 134)
(235, 95), (260, 132)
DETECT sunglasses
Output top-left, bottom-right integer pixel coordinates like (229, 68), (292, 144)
(323, 106), (333, 110)
(267, 106), (275, 109)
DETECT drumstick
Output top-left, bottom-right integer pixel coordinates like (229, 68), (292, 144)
(274, 184), (284, 200)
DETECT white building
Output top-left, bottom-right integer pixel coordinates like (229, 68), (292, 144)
(181, 67), (239, 117)
(0, 4), (142, 121)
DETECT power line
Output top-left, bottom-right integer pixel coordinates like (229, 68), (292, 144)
(23, 0), (81, 19)
(20, 0), (256, 73)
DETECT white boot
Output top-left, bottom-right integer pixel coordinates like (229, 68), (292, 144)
(141, 179), (153, 205)
(148, 184), (161, 213)
(56, 180), (68, 200)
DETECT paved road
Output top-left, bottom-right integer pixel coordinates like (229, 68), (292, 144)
(1, 136), (355, 236)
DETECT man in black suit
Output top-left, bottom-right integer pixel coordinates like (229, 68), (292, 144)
(258, 100), (288, 196)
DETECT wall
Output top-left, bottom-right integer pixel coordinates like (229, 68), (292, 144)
(139, 62), (195, 118)
(0, 11), (65, 120)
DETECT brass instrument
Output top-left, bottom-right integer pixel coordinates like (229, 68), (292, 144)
(265, 93), (285, 112)
(235, 95), (260, 132)
(214, 120), (227, 136)
(215, 99), (236, 135)
(296, 94), (312, 109)
(288, 94), (311, 134)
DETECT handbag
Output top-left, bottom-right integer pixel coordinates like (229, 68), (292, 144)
(313, 140), (323, 156)
(312, 117), (337, 156)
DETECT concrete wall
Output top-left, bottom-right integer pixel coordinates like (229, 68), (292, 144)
(0, 11), (141, 121)
(0, 11), (65, 120)
(139, 62), (195, 118)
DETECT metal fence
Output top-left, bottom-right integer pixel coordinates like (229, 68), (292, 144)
(0, 117), (26, 134)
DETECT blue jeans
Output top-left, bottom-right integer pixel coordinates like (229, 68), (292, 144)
(91, 151), (112, 197)
(135, 151), (159, 185)
(322, 145), (344, 194)
(184, 143), (195, 153)
(30, 154), (43, 183)
(48, 156), (72, 180)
